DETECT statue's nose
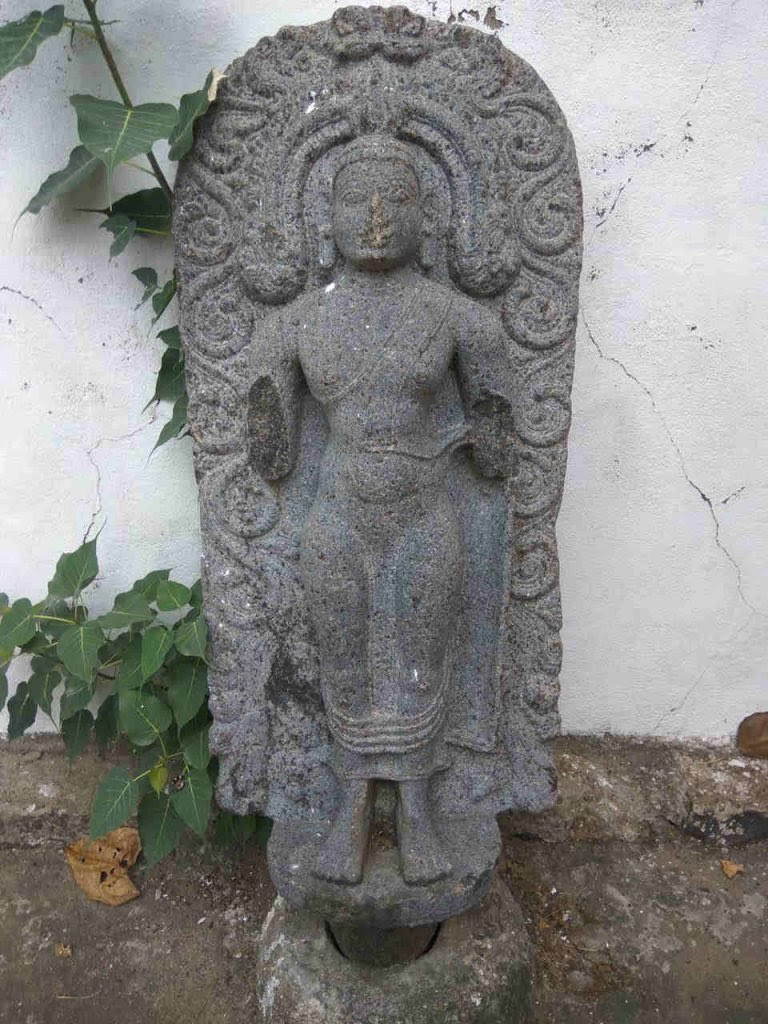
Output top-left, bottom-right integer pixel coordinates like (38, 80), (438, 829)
(363, 192), (393, 248)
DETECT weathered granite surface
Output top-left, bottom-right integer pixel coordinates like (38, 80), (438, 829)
(174, 4), (582, 924)
(257, 876), (533, 1024)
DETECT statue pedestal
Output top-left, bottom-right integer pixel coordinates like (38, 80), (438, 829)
(268, 813), (501, 930)
(256, 875), (533, 1024)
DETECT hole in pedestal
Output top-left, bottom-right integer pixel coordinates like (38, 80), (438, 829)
(325, 919), (442, 968)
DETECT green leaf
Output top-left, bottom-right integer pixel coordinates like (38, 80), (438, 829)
(27, 665), (61, 715)
(141, 626), (173, 679)
(21, 145), (101, 218)
(171, 766), (212, 836)
(138, 792), (184, 866)
(7, 681), (37, 738)
(133, 266), (158, 306)
(157, 325), (181, 350)
(130, 569), (170, 602)
(115, 635), (143, 691)
(0, 671), (7, 712)
(59, 673), (92, 719)
(108, 188), (171, 235)
(70, 95), (178, 203)
(61, 708), (93, 759)
(48, 538), (99, 599)
(57, 622), (104, 681)
(168, 660), (207, 730)
(35, 598), (77, 639)
(95, 591), (154, 631)
(118, 689), (172, 747)
(0, 5), (64, 81)
(89, 767), (139, 837)
(155, 580), (191, 612)
(94, 693), (118, 749)
(152, 393), (188, 453)
(174, 614), (207, 660)
(147, 347), (185, 407)
(148, 760), (169, 795)
(189, 579), (203, 608)
(151, 275), (177, 323)
(181, 723), (209, 770)
(0, 598), (36, 648)
(168, 71), (213, 161)
(100, 213), (136, 259)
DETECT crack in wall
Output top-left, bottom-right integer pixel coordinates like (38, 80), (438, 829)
(582, 312), (764, 619)
(83, 423), (153, 541)
(0, 285), (66, 337)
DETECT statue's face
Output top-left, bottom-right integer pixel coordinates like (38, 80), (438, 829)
(332, 158), (421, 270)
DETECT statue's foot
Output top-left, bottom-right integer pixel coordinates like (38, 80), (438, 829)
(312, 779), (373, 886)
(396, 780), (453, 886)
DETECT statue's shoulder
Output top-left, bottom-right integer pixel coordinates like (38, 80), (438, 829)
(432, 280), (500, 339)
(253, 285), (330, 350)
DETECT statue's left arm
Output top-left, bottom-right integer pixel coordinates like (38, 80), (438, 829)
(247, 313), (303, 481)
(454, 303), (515, 479)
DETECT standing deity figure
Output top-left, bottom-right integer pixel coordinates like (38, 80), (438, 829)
(249, 135), (514, 885)
(174, 6), (582, 929)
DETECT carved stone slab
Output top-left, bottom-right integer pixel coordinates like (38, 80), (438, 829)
(174, 5), (582, 924)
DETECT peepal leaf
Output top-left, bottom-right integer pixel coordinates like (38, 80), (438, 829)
(168, 71), (213, 161)
(133, 266), (158, 305)
(167, 659), (207, 728)
(57, 622), (104, 681)
(62, 708), (94, 758)
(0, 598), (36, 648)
(100, 213), (136, 260)
(130, 569), (170, 602)
(21, 145), (101, 217)
(96, 591), (154, 630)
(146, 347), (185, 408)
(70, 95), (178, 200)
(115, 636), (143, 691)
(90, 767), (140, 837)
(151, 275), (177, 322)
(181, 724), (209, 770)
(171, 766), (212, 836)
(157, 325), (181, 350)
(59, 674), (91, 719)
(138, 793), (183, 866)
(7, 681), (37, 738)
(0, 5), (64, 81)
(152, 393), (188, 452)
(27, 666), (61, 715)
(0, 671), (7, 712)
(118, 689), (172, 747)
(48, 537), (99, 598)
(174, 613), (207, 659)
(108, 188), (171, 235)
(155, 579), (191, 611)
(140, 626), (173, 679)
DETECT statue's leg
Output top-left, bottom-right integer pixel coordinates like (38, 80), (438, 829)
(300, 503), (374, 885)
(394, 498), (463, 885)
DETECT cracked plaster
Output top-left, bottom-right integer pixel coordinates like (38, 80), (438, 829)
(1, 0), (767, 741)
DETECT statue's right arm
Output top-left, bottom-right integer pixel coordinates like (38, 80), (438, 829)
(247, 313), (303, 481)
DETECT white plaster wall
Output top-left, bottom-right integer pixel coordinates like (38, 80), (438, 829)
(1, 0), (766, 739)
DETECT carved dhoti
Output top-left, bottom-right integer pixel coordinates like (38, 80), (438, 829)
(300, 441), (465, 781)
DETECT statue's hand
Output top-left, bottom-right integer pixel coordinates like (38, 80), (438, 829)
(468, 394), (516, 479)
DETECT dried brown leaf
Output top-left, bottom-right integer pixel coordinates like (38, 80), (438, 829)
(720, 859), (745, 879)
(65, 826), (141, 906)
(736, 712), (768, 759)
(54, 943), (72, 958)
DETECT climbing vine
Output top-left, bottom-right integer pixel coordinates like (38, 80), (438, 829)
(0, 4), (269, 859)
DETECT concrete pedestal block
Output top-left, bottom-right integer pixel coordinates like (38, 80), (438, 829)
(257, 876), (532, 1024)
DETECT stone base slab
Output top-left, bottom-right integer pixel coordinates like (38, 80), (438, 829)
(257, 874), (532, 1024)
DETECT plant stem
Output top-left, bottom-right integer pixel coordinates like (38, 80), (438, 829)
(81, 0), (173, 201)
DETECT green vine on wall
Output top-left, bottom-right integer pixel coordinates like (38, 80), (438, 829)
(0, 5), (270, 860)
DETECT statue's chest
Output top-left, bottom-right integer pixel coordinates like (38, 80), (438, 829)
(300, 305), (453, 405)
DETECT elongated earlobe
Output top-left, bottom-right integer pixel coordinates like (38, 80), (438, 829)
(318, 224), (336, 270)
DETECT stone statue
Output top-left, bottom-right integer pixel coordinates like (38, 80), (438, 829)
(174, 4), (582, 935)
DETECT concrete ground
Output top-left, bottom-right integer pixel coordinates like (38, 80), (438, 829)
(1, 736), (766, 1024)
